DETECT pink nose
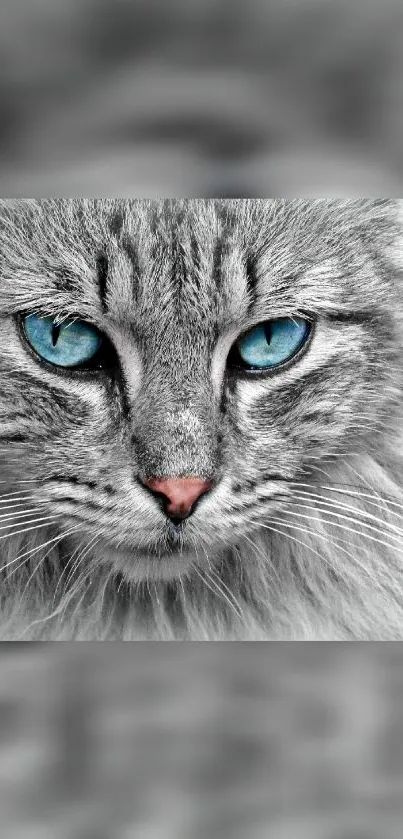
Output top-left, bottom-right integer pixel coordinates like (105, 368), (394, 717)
(143, 477), (213, 519)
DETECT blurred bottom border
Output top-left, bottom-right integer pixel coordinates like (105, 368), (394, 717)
(0, 642), (403, 839)
(0, 642), (401, 838)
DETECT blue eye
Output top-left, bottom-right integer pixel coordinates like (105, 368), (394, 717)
(235, 317), (310, 370)
(22, 314), (103, 369)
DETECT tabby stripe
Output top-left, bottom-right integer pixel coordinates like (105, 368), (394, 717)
(46, 476), (116, 495)
(326, 310), (380, 325)
(96, 253), (109, 310)
(6, 373), (88, 415)
(108, 209), (124, 237)
(121, 235), (141, 297)
(53, 496), (104, 511)
(254, 362), (351, 406)
(245, 254), (259, 312)
(212, 238), (224, 289)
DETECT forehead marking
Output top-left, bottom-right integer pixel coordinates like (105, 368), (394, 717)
(96, 253), (109, 311)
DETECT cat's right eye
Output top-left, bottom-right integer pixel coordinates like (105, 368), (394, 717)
(21, 313), (105, 370)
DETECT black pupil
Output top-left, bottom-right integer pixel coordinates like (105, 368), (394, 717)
(51, 322), (61, 347)
(263, 322), (273, 345)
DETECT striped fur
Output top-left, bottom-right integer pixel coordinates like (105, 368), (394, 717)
(0, 199), (403, 639)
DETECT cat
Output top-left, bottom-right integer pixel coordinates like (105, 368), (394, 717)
(1, 198), (403, 640)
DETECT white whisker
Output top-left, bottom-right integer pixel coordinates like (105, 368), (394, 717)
(0, 515), (60, 535)
(0, 480), (40, 484)
(273, 507), (403, 559)
(62, 532), (101, 593)
(0, 507), (45, 522)
(0, 493), (35, 504)
(288, 491), (403, 540)
(18, 535), (101, 639)
(193, 565), (243, 622)
(292, 481), (403, 515)
(241, 530), (283, 590)
(2, 526), (80, 578)
(52, 534), (88, 603)
(259, 519), (396, 593)
(18, 526), (82, 603)
(261, 520), (339, 577)
(198, 542), (245, 618)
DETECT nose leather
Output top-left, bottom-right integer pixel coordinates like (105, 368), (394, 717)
(143, 477), (213, 519)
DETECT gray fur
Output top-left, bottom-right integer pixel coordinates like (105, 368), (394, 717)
(0, 199), (403, 639)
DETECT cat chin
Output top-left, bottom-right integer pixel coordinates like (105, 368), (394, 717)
(98, 542), (197, 582)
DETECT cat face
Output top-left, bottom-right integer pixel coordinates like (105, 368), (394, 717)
(0, 199), (401, 583)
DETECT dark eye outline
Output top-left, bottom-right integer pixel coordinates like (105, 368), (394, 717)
(227, 314), (316, 378)
(16, 312), (117, 378)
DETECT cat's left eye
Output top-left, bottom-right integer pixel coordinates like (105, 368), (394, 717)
(231, 316), (311, 372)
(21, 314), (104, 369)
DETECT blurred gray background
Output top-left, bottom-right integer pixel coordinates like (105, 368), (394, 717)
(1, 0), (403, 196)
(0, 644), (402, 837)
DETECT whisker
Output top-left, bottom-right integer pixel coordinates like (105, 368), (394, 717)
(62, 532), (101, 594)
(0, 493), (35, 504)
(0, 515), (60, 535)
(288, 491), (403, 539)
(52, 534), (88, 603)
(59, 536), (105, 630)
(197, 540), (212, 573)
(2, 525), (80, 578)
(345, 461), (398, 522)
(347, 460), (390, 500)
(18, 526), (82, 603)
(18, 536), (102, 639)
(193, 566), (243, 622)
(0, 507), (46, 522)
(187, 532), (204, 568)
(293, 487), (403, 527)
(260, 520), (340, 580)
(0, 480), (40, 485)
(271, 507), (403, 558)
(19, 600), (69, 639)
(291, 481), (403, 515)
(240, 531), (283, 590)
(209, 567), (245, 618)
(258, 519), (396, 593)
(198, 542), (245, 618)
(0, 519), (60, 543)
